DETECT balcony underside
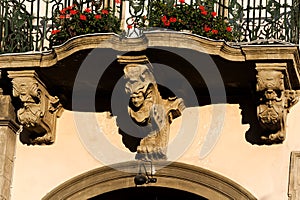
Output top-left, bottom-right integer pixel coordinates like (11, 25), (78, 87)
(0, 32), (299, 112)
(0, 32), (299, 145)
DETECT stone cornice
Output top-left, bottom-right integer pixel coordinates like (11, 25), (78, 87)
(0, 32), (298, 69)
(145, 31), (245, 61)
(241, 45), (300, 61)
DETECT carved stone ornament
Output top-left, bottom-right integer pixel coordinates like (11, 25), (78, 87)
(8, 70), (63, 145)
(256, 63), (299, 144)
(119, 55), (185, 160)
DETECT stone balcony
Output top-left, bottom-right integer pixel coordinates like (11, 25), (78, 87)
(0, 0), (299, 152)
(0, 31), (299, 146)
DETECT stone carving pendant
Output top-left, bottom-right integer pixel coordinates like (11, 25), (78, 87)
(121, 56), (185, 160)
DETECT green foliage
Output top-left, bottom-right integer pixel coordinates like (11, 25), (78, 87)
(50, 4), (121, 46)
(140, 0), (236, 41)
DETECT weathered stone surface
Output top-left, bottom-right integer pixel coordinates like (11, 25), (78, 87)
(0, 177), (10, 200)
(256, 63), (299, 144)
(42, 161), (257, 200)
(8, 70), (63, 145)
(0, 156), (13, 180)
(119, 56), (185, 160)
(289, 152), (300, 200)
(0, 95), (18, 200)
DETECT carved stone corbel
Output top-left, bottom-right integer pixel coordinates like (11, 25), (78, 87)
(256, 63), (299, 144)
(117, 55), (185, 160)
(8, 70), (63, 145)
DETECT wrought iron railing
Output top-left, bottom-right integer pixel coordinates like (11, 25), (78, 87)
(224, 0), (300, 43)
(0, 0), (123, 53)
(0, 0), (299, 54)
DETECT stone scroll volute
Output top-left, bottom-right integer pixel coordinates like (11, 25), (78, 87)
(8, 70), (63, 145)
(256, 63), (299, 144)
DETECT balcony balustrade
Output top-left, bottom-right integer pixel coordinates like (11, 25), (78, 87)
(0, 0), (299, 54)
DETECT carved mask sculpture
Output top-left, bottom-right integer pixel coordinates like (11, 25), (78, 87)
(123, 64), (185, 160)
(256, 68), (298, 143)
(9, 71), (63, 145)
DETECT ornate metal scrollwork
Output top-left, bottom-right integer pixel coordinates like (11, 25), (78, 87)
(0, 0), (34, 53)
(8, 70), (63, 145)
(0, 0), (298, 54)
(125, 0), (146, 38)
(256, 63), (299, 144)
(227, 0), (299, 43)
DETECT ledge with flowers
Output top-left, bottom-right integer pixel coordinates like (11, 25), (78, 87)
(139, 0), (236, 41)
(50, 0), (237, 47)
(50, 3), (121, 46)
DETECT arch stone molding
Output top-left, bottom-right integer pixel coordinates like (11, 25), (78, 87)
(42, 161), (257, 200)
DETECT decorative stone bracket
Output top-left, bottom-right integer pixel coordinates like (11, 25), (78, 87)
(117, 55), (185, 160)
(8, 70), (63, 145)
(256, 63), (299, 144)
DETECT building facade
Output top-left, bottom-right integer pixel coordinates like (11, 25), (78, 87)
(0, 0), (300, 199)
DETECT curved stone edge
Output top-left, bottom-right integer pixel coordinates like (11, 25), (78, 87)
(0, 32), (298, 68)
(1, 32), (298, 69)
(145, 31), (245, 61)
(42, 161), (257, 200)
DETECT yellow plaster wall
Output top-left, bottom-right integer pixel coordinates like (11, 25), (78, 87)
(10, 103), (300, 200)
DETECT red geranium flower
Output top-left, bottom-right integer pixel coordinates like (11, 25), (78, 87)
(170, 17), (177, 23)
(179, 0), (185, 3)
(211, 12), (217, 17)
(199, 5), (205, 11)
(161, 15), (167, 22)
(51, 29), (61, 35)
(212, 29), (218, 34)
(201, 11), (207, 15)
(164, 21), (170, 27)
(102, 9), (109, 15)
(127, 25), (133, 29)
(115, 0), (121, 4)
(80, 14), (87, 20)
(70, 10), (78, 15)
(59, 15), (65, 19)
(84, 8), (92, 13)
(95, 14), (102, 19)
(66, 6), (73, 10)
(60, 8), (67, 14)
(204, 25), (211, 32)
(226, 26), (232, 32)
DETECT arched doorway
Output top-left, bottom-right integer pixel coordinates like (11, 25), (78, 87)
(42, 161), (257, 200)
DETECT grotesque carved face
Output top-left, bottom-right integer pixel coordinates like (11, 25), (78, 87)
(124, 64), (156, 95)
(130, 91), (144, 108)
